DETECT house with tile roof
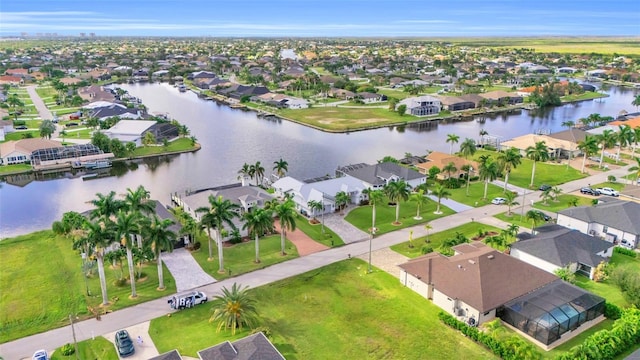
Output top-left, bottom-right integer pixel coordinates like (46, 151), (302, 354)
(415, 151), (479, 180)
(511, 224), (613, 280)
(198, 332), (285, 360)
(0, 138), (62, 165)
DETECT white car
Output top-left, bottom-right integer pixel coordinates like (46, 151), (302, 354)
(491, 197), (506, 205)
(596, 187), (619, 197)
(168, 291), (208, 310)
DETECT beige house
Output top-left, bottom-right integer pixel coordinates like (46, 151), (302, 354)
(415, 151), (479, 180)
(0, 138), (62, 165)
(500, 133), (579, 159)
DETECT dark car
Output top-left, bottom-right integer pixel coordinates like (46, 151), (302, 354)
(114, 330), (135, 357)
(580, 187), (600, 196)
(15, 125), (28, 130)
(538, 184), (551, 191)
(531, 210), (552, 222)
(65, 122), (78, 127)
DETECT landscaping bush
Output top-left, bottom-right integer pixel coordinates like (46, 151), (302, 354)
(60, 343), (75, 356)
(613, 246), (637, 258)
(421, 245), (433, 254)
(469, 176), (480, 182)
(443, 178), (461, 189)
(192, 241), (201, 250)
(604, 302), (622, 320)
(609, 267), (640, 307)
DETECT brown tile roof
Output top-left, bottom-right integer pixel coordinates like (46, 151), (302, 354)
(0, 138), (63, 157)
(399, 242), (558, 312)
(415, 151), (479, 178)
(610, 116), (640, 129)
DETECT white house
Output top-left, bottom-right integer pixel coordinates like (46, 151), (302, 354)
(337, 162), (426, 190)
(398, 95), (442, 116)
(556, 200), (640, 249)
(103, 120), (157, 146)
(0, 138), (62, 165)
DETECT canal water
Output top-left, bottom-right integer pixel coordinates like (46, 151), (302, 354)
(1, 82), (637, 238)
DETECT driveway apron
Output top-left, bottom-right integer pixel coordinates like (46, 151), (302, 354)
(161, 248), (216, 292)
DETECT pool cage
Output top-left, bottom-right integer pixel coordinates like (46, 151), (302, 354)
(31, 144), (105, 165)
(498, 280), (605, 345)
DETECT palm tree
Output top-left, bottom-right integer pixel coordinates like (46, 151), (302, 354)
(597, 129), (616, 168)
(114, 210), (140, 298)
(274, 199), (297, 255)
(307, 200), (323, 221)
(197, 195), (240, 273)
(446, 133), (460, 155)
(272, 158), (288, 179)
(410, 189), (429, 220)
(384, 180), (411, 224)
(497, 148), (522, 191)
(90, 191), (124, 222)
(461, 164), (473, 196)
(367, 189), (385, 231)
(431, 184), (451, 214)
(561, 120), (575, 129)
(526, 210), (545, 233)
(551, 186), (562, 202)
(83, 220), (114, 305)
(442, 161), (457, 180)
(242, 208), (273, 263)
(632, 94), (640, 111)
(525, 141), (550, 187)
(459, 138), (477, 159)
(540, 188), (553, 205)
(334, 191), (350, 214)
(209, 283), (259, 335)
(504, 191), (519, 216)
(629, 157), (640, 185)
(506, 223), (520, 242)
(237, 163), (251, 182)
(39, 120), (55, 139)
(251, 161), (265, 187)
(632, 128), (640, 155)
(577, 135), (599, 173)
(6, 94), (24, 121)
(424, 223), (433, 243)
(196, 208), (216, 261)
(124, 185), (154, 247)
(479, 129), (488, 145)
(478, 155), (499, 199)
(143, 216), (176, 290)
(617, 125), (634, 163)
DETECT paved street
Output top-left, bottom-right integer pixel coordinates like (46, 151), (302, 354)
(0, 164), (634, 359)
(25, 85), (53, 120)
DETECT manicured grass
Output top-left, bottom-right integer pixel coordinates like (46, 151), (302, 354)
(494, 212), (539, 231)
(294, 215), (344, 247)
(3, 131), (40, 142)
(149, 259), (495, 359)
(131, 138), (198, 156)
(189, 234), (299, 281)
(533, 194), (593, 213)
(591, 181), (626, 191)
(0, 230), (176, 343)
(345, 197), (454, 236)
(561, 91), (606, 102)
(447, 182), (509, 207)
(574, 252), (640, 308)
(62, 127), (94, 139)
(51, 336), (118, 360)
(35, 86), (58, 99)
(391, 222), (503, 258)
(0, 163), (32, 174)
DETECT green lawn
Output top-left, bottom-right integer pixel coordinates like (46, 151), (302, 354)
(390, 222), (503, 258)
(345, 198), (454, 236)
(447, 182), (508, 207)
(591, 181), (626, 191)
(51, 336), (118, 360)
(561, 91), (606, 102)
(0, 230), (176, 343)
(149, 259), (495, 359)
(294, 215), (344, 247)
(131, 138), (198, 156)
(189, 234), (299, 281)
(62, 127), (94, 140)
(0, 163), (32, 174)
(574, 252), (639, 308)
(533, 194), (594, 213)
(494, 212), (538, 231)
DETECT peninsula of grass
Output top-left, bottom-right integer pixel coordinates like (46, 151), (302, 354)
(130, 138), (198, 156)
(533, 194), (593, 213)
(561, 91), (606, 102)
(344, 198), (454, 236)
(391, 222), (502, 258)
(294, 215), (344, 247)
(189, 234), (299, 281)
(446, 182), (507, 207)
(51, 336), (118, 360)
(149, 259), (495, 359)
(0, 230), (176, 343)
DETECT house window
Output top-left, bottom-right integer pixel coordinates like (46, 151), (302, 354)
(603, 226), (608, 233)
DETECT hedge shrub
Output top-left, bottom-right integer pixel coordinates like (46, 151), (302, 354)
(613, 246), (637, 258)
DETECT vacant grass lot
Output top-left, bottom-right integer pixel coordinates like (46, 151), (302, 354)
(0, 230), (176, 343)
(149, 259), (495, 359)
(391, 222), (502, 258)
(533, 194), (593, 213)
(447, 182), (508, 207)
(131, 138), (198, 157)
(189, 234), (299, 281)
(345, 197), (454, 236)
(294, 215), (344, 247)
(51, 336), (118, 360)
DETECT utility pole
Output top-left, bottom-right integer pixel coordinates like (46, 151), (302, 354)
(69, 314), (80, 360)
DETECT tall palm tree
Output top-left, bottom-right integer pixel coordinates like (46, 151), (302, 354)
(459, 138), (477, 159)
(250, 161), (265, 187)
(274, 199), (297, 255)
(446, 133), (460, 155)
(90, 191), (124, 222)
(334, 191), (350, 214)
(424, 223), (433, 243)
(497, 148), (522, 191)
(196, 208), (217, 261)
(526, 210), (545, 234)
(384, 180), (411, 224)
(124, 185), (154, 247)
(143, 216), (176, 290)
(114, 210), (140, 298)
(242, 208), (273, 263)
(504, 191), (519, 216)
(597, 129), (616, 168)
(461, 164), (473, 196)
(633, 128), (640, 155)
(272, 158), (288, 179)
(478, 155), (500, 199)
(237, 162), (251, 182)
(197, 195), (240, 273)
(561, 120), (575, 129)
(431, 184), (451, 214)
(617, 125), (634, 163)
(442, 161), (457, 180)
(577, 135), (599, 173)
(210, 283), (259, 335)
(525, 141), (550, 187)
(367, 189), (385, 231)
(83, 220), (114, 305)
(629, 157), (640, 185)
(410, 189), (429, 220)
(479, 129), (488, 145)
(632, 94), (640, 111)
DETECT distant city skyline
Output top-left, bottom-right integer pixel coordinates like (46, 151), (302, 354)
(1, 0), (639, 37)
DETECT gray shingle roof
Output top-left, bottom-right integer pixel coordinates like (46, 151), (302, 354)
(558, 200), (640, 235)
(512, 225), (612, 267)
(150, 349), (183, 360)
(340, 162), (424, 186)
(198, 332), (285, 360)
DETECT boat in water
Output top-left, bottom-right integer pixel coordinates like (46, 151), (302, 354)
(178, 84), (187, 92)
(73, 159), (112, 169)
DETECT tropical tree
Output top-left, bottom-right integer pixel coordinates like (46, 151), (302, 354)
(540, 187), (553, 205)
(617, 125), (634, 162)
(459, 138), (477, 159)
(196, 195), (240, 273)
(384, 180), (411, 224)
(479, 129), (488, 145)
(446, 133), (460, 155)
(83, 220), (114, 305)
(461, 164), (473, 196)
(334, 191), (350, 214)
(431, 184), (451, 214)
(597, 129), (617, 168)
(274, 199), (297, 255)
(90, 191), (124, 222)
(410, 189), (429, 220)
(6, 94), (24, 121)
(561, 120), (575, 129)
(307, 200), (323, 221)
(525, 141), (550, 187)
(478, 155), (499, 199)
(143, 216), (176, 290)
(551, 186), (562, 202)
(506, 223), (520, 242)
(424, 223), (433, 243)
(629, 156), (640, 185)
(272, 158), (288, 178)
(250, 161), (265, 187)
(39, 120), (56, 139)
(442, 161), (457, 181)
(526, 209), (545, 233)
(114, 210), (141, 298)
(242, 207), (273, 263)
(210, 283), (259, 335)
(237, 163), (251, 182)
(632, 94), (640, 111)
(577, 135), (599, 173)
(497, 147), (522, 191)
(504, 191), (519, 216)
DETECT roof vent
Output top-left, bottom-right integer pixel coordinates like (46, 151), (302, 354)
(487, 255), (495, 260)
(457, 264), (463, 269)
(468, 259), (476, 265)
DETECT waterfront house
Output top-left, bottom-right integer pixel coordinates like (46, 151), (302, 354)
(272, 175), (364, 216)
(415, 152), (479, 180)
(500, 133), (579, 159)
(103, 120), (157, 146)
(479, 91), (523, 105)
(153, 200), (189, 248)
(398, 95), (442, 116)
(78, 85), (116, 103)
(337, 162), (426, 190)
(88, 103), (141, 121)
(436, 95), (476, 111)
(0, 138), (62, 165)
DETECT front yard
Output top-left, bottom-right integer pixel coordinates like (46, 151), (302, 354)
(446, 182), (509, 207)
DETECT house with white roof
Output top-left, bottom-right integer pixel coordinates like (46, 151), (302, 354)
(398, 95), (442, 116)
(336, 162), (426, 190)
(104, 120), (157, 146)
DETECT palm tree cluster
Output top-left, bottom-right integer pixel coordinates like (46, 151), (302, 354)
(238, 158), (289, 187)
(52, 185), (177, 306)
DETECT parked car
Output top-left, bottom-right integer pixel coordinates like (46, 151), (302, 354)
(530, 210), (552, 222)
(114, 329), (135, 357)
(168, 291), (208, 310)
(538, 184), (551, 191)
(595, 187), (619, 197)
(491, 197), (506, 205)
(580, 187), (600, 196)
(65, 122), (78, 127)
(32, 350), (48, 360)
(15, 125), (28, 130)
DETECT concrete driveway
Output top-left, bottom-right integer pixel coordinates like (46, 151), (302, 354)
(161, 248), (216, 292)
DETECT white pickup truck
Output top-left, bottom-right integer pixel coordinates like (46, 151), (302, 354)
(168, 291), (208, 310)
(595, 187), (619, 197)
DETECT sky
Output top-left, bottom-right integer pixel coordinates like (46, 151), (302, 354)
(1, 0), (639, 37)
